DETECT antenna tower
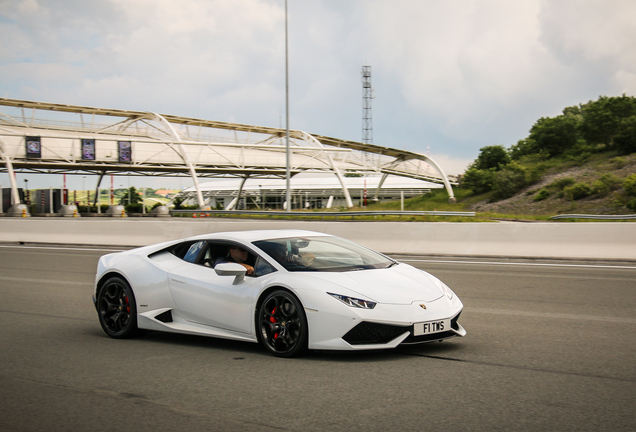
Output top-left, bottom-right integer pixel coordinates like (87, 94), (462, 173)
(361, 66), (373, 145)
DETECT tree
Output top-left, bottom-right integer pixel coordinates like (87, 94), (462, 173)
(614, 116), (636, 154)
(118, 186), (142, 205)
(474, 145), (510, 170)
(580, 95), (636, 146)
(508, 138), (536, 160)
(172, 196), (185, 209)
(528, 115), (579, 157)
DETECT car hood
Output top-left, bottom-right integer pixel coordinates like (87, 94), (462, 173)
(303, 263), (444, 304)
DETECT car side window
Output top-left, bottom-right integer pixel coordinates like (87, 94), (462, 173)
(202, 242), (227, 267)
(177, 240), (275, 276)
(171, 241), (196, 259)
(253, 256), (276, 277)
(183, 241), (206, 263)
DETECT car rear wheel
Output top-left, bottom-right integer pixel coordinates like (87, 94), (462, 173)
(257, 290), (308, 358)
(97, 276), (139, 338)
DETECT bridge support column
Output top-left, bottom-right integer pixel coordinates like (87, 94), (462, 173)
(226, 175), (249, 210)
(93, 172), (105, 207)
(0, 138), (20, 207)
(373, 173), (389, 201)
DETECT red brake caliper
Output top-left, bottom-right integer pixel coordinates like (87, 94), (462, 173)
(270, 307), (278, 339)
(124, 295), (130, 313)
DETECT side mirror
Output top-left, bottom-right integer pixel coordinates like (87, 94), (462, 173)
(214, 262), (247, 284)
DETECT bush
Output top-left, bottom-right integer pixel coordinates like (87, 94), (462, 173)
(588, 173), (622, 196)
(609, 156), (627, 169)
(549, 177), (576, 191)
(598, 173), (622, 191)
(591, 180), (610, 196)
(627, 198), (636, 211)
(569, 151), (592, 165)
(533, 189), (550, 201)
(460, 168), (495, 194)
(563, 183), (592, 200)
(624, 174), (636, 196)
(492, 163), (528, 200)
(526, 163), (549, 185)
(125, 203), (145, 213)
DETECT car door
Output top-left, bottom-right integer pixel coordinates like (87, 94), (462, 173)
(166, 241), (263, 334)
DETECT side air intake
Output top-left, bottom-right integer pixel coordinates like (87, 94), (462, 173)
(155, 310), (173, 323)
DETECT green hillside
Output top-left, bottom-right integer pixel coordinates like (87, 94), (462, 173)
(371, 94), (636, 219)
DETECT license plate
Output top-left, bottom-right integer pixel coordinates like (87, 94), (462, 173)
(414, 319), (450, 336)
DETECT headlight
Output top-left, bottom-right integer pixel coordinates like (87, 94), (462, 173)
(429, 274), (454, 300)
(442, 283), (454, 300)
(328, 293), (377, 309)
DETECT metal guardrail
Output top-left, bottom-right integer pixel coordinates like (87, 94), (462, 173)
(550, 214), (636, 220)
(170, 209), (476, 218)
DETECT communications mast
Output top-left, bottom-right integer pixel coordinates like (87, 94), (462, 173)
(361, 66), (373, 145)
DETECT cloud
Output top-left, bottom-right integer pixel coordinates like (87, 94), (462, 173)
(1, 0), (285, 120)
(1, 0), (636, 173)
(538, 0), (636, 95)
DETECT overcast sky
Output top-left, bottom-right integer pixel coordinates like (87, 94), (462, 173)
(1, 0), (636, 189)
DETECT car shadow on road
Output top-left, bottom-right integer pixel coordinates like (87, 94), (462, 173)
(306, 340), (465, 363)
(88, 326), (465, 362)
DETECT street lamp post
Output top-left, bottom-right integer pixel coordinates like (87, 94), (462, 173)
(285, 0), (291, 212)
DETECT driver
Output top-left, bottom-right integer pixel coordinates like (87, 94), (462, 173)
(214, 246), (254, 275)
(261, 241), (316, 266)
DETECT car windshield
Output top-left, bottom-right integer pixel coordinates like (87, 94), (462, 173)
(253, 236), (395, 272)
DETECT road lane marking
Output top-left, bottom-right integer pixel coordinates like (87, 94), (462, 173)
(399, 258), (636, 270)
(0, 245), (125, 252)
(466, 307), (636, 324)
(0, 275), (88, 286)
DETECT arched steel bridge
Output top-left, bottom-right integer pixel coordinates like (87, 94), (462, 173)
(0, 98), (456, 208)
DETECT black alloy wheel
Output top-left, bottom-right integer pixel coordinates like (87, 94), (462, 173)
(97, 276), (139, 338)
(257, 290), (308, 357)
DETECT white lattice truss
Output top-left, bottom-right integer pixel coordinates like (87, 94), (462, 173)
(0, 98), (455, 208)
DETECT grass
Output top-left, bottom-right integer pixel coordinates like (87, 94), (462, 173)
(365, 188), (475, 212)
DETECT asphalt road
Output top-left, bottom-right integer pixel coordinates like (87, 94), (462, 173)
(0, 244), (635, 432)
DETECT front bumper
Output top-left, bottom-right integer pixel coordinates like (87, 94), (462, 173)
(343, 311), (464, 345)
(305, 294), (465, 350)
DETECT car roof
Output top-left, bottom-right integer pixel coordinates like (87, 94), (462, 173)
(185, 229), (332, 244)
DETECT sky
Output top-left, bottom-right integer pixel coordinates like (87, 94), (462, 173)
(1, 0), (636, 190)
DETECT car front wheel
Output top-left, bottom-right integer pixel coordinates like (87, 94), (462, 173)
(97, 276), (139, 338)
(257, 290), (308, 357)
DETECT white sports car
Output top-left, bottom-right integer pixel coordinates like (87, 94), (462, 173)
(93, 230), (466, 357)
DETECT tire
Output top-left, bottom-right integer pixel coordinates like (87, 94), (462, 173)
(96, 276), (139, 339)
(256, 290), (308, 358)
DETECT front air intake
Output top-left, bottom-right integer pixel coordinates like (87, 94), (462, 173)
(343, 322), (409, 345)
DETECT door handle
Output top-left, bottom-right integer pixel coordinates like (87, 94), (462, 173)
(170, 276), (185, 284)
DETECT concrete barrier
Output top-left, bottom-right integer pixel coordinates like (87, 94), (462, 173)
(0, 218), (634, 260)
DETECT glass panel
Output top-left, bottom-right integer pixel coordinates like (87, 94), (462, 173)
(253, 257), (276, 276)
(183, 241), (206, 263)
(253, 236), (394, 272)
